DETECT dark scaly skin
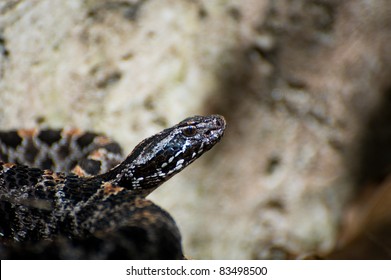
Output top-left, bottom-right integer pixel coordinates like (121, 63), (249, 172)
(1, 196), (183, 259)
(0, 115), (226, 259)
(0, 128), (123, 176)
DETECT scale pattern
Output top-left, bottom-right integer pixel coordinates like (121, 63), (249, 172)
(0, 115), (226, 259)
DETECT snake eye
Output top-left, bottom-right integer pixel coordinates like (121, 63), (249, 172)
(182, 126), (197, 137)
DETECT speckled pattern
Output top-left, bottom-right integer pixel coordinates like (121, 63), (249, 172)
(0, 115), (226, 259)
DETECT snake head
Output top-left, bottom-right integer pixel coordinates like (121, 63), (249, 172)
(100, 115), (226, 195)
(170, 114), (226, 156)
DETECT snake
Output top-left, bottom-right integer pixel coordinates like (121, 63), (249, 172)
(0, 115), (226, 259)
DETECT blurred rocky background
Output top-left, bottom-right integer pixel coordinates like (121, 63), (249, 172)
(1, 0), (391, 259)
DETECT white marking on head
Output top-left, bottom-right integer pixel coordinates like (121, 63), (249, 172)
(175, 164), (183, 171)
(167, 170), (174, 175)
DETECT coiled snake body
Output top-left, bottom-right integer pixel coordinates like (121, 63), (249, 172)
(0, 115), (226, 259)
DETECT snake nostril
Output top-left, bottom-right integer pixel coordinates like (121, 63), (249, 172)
(216, 118), (224, 127)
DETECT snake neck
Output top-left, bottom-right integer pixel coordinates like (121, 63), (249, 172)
(95, 115), (226, 197)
